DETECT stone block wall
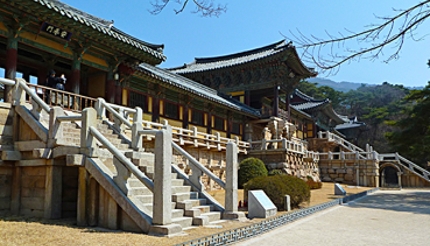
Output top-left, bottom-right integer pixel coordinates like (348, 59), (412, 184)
(20, 166), (46, 217)
(0, 167), (12, 215)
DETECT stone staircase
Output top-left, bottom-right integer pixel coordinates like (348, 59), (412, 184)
(58, 118), (223, 229)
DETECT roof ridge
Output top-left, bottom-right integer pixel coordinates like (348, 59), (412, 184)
(194, 40), (288, 64)
(47, 0), (113, 27)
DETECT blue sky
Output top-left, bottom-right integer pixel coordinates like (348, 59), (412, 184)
(61, 0), (430, 87)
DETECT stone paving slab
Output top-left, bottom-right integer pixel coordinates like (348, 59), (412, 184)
(234, 189), (430, 246)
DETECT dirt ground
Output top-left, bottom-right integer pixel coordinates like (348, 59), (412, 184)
(0, 183), (371, 246)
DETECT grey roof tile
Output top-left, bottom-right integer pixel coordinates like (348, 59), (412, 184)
(137, 63), (260, 117)
(37, 0), (166, 61)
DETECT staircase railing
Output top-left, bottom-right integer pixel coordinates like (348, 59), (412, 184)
(94, 98), (250, 152)
(318, 131), (369, 159)
(379, 153), (430, 182)
(93, 100), (243, 217)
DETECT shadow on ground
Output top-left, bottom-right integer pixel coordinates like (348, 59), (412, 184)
(344, 190), (430, 215)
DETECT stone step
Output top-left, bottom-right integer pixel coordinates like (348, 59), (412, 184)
(62, 132), (81, 139)
(176, 198), (206, 210)
(172, 216), (193, 229)
(97, 123), (109, 130)
(183, 205), (213, 217)
(139, 166), (154, 174)
(192, 212), (221, 226)
(133, 194), (153, 204)
(128, 187), (152, 196)
(172, 179), (184, 186)
(172, 185), (191, 194)
(147, 172), (177, 180)
(172, 192), (199, 203)
(144, 202), (177, 211)
(172, 209), (185, 219)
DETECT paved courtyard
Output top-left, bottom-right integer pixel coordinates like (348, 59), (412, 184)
(234, 189), (430, 246)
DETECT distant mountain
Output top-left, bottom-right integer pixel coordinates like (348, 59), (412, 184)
(307, 78), (373, 92)
(307, 77), (424, 91)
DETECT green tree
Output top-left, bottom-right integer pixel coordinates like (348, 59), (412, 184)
(386, 82), (430, 166)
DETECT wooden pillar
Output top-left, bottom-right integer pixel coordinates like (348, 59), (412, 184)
(182, 104), (189, 129)
(207, 106), (212, 134)
(5, 33), (18, 102)
(273, 86), (279, 117)
(37, 68), (47, 86)
(114, 81), (122, 105)
(70, 53), (81, 94)
(245, 90), (251, 106)
(152, 90), (160, 123)
(227, 111), (232, 138)
(105, 69), (116, 104)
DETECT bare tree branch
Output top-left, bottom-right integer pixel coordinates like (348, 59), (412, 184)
(284, 1), (430, 75)
(149, 0), (227, 17)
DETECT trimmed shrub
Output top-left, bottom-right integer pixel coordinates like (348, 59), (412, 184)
(268, 169), (284, 176)
(244, 175), (310, 210)
(306, 178), (323, 190)
(238, 157), (268, 189)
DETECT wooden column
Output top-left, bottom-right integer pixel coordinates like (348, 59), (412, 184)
(114, 80), (122, 105)
(105, 68), (116, 104)
(273, 86), (279, 117)
(227, 111), (232, 138)
(5, 33), (18, 102)
(182, 104), (189, 129)
(70, 53), (81, 94)
(206, 105), (213, 134)
(245, 90), (251, 106)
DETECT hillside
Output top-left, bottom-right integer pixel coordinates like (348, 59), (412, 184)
(307, 78), (371, 92)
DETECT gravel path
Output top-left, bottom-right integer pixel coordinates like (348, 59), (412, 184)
(234, 189), (430, 246)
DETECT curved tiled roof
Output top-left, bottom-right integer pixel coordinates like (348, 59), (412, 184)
(31, 0), (166, 61)
(137, 63), (261, 117)
(169, 40), (316, 76)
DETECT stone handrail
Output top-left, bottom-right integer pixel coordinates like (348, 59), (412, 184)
(318, 151), (378, 161)
(318, 131), (365, 153)
(172, 141), (226, 189)
(88, 125), (155, 191)
(129, 116), (240, 216)
(250, 138), (305, 154)
(379, 153), (430, 181)
(95, 98), (250, 152)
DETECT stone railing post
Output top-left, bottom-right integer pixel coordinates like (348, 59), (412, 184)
(12, 78), (25, 106)
(95, 98), (106, 119)
(48, 106), (65, 148)
(192, 126), (198, 147)
(225, 142), (238, 213)
(81, 107), (98, 157)
(131, 107), (143, 151)
(152, 125), (172, 225)
(223, 142), (245, 220)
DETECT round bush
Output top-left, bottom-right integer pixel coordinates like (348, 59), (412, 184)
(244, 175), (310, 210)
(268, 169), (284, 176)
(238, 157), (268, 188)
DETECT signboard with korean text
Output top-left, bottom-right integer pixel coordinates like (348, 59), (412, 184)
(41, 22), (72, 41)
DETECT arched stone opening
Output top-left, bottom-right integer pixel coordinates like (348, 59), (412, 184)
(380, 163), (402, 188)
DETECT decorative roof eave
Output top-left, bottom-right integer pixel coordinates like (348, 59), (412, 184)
(284, 44), (317, 78)
(135, 63), (261, 118)
(169, 40), (317, 77)
(7, 0), (166, 64)
(290, 106), (313, 120)
(293, 89), (327, 103)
